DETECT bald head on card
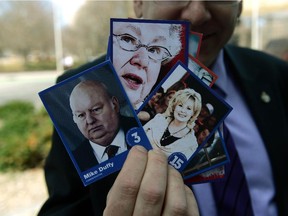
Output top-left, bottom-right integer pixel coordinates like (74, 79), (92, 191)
(69, 80), (120, 146)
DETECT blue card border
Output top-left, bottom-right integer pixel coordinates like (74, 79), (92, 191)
(39, 60), (152, 186)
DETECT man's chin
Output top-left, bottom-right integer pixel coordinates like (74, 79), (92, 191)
(198, 43), (222, 67)
(90, 135), (110, 146)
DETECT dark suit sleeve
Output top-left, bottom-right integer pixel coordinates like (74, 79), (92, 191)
(38, 56), (113, 216)
(38, 131), (93, 216)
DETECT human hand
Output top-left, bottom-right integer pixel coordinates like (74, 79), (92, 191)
(103, 145), (199, 216)
(137, 111), (151, 122)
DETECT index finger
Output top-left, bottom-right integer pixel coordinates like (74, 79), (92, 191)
(103, 145), (148, 216)
(133, 149), (168, 215)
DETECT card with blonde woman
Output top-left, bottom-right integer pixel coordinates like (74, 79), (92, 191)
(139, 61), (232, 172)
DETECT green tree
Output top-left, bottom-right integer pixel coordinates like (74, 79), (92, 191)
(0, 1), (54, 63)
(62, 1), (134, 62)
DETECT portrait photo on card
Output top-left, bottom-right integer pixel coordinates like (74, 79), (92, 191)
(39, 61), (151, 186)
(110, 18), (189, 111)
(139, 61), (232, 171)
(189, 31), (203, 59)
(182, 129), (229, 179)
(188, 55), (218, 87)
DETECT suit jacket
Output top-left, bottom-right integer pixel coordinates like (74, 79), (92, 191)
(38, 45), (288, 216)
(72, 116), (137, 171)
(224, 45), (288, 215)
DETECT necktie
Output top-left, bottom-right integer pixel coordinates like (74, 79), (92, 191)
(211, 85), (253, 215)
(105, 145), (119, 159)
(212, 125), (253, 216)
(211, 124), (254, 216)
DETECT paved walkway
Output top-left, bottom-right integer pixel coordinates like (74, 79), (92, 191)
(0, 168), (48, 216)
(0, 71), (60, 108)
(0, 72), (58, 215)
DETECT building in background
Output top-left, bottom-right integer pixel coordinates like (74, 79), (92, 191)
(232, 0), (288, 61)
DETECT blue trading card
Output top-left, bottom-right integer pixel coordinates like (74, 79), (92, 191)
(109, 18), (190, 112)
(138, 61), (232, 172)
(39, 60), (152, 186)
(182, 128), (230, 180)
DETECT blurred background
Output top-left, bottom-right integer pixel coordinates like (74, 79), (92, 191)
(0, 0), (287, 215)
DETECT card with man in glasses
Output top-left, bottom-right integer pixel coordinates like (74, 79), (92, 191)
(110, 18), (190, 111)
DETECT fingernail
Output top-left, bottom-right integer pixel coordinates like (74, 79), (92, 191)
(134, 145), (147, 153)
(153, 148), (167, 158)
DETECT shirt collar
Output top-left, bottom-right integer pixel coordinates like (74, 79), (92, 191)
(89, 129), (126, 163)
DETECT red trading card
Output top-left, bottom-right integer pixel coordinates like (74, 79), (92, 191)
(110, 18), (190, 111)
(185, 165), (225, 185)
(189, 31), (203, 59)
(188, 55), (218, 87)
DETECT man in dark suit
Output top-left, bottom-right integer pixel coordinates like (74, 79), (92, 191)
(38, 1), (288, 215)
(69, 80), (137, 171)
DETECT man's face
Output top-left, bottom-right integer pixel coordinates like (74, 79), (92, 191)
(149, 91), (162, 106)
(134, 0), (242, 67)
(70, 83), (120, 147)
(165, 91), (176, 106)
(199, 106), (210, 119)
(197, 128), (210, 144)
(113, 22), (172, 108)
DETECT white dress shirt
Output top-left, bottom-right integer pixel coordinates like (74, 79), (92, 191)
(89, 129), (127, 163)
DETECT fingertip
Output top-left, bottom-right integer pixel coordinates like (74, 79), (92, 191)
(150, 147), (167, 159)
(168, 164), (183, 180)
(134, 145), (148, 153)
(126, 145), (148, 163)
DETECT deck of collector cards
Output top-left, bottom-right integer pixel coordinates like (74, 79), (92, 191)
(39, 61), (152, 186)
(138, 62), (232, 172)
(39, 18), (233, 186)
